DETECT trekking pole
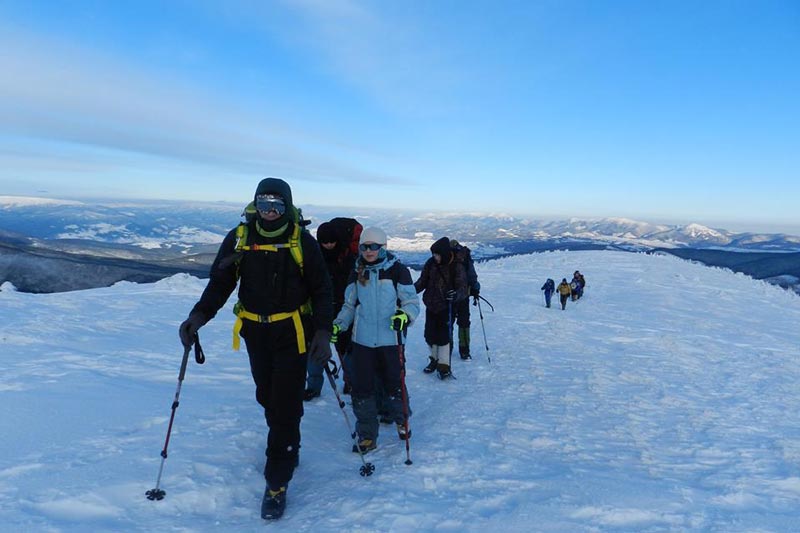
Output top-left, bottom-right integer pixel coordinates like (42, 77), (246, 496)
(477, 295), (494, 312)
(444, 299), (456, 380)
(324, 360), (375, 477)
(447, 300), (453, 368)
(476, 299), (491, 364)
(396, 329), (413, 466)
(146, 333), (205, 501)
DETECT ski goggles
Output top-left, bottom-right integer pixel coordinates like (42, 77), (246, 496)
(359, 242), (383, 252)
(255, 194), (286, 215)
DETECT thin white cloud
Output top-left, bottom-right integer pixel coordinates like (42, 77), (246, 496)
(0, 25), (411, 186)
(267, 1), (468, 114)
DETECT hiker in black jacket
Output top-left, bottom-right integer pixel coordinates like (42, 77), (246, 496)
(304, 220), (357, 399)
(178, 177), (333, 521)
(450, 239), (480, 360)
(414, 236), (468, 379)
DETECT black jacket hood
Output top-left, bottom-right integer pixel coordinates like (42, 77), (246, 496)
(254, 177), (293, 208)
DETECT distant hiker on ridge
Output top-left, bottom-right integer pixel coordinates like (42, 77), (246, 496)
(541, 278), (555, 308)
(572, 271), (586, 299)
(178, 177), (333, 521)
(557, 278), (572, 310)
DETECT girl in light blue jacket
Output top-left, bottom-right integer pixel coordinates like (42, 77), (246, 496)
(333, 227), (419, 453)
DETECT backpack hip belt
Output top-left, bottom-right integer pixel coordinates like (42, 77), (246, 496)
(232, 300), (312, 353)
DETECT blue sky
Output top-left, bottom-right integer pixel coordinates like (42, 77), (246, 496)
(1, 1), (798, 232)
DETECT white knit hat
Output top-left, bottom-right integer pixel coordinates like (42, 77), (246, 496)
(359, 227), (387, 246)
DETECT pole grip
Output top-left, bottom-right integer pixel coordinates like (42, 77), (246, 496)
(178, 344), (191, 382)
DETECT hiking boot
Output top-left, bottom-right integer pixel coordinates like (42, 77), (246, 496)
(460, 352), (472, 360)
(396, 423), (411, 440)
(423, 357), (438, 374)
(303, 389), (321, 401)
(437, 363), (452, 380)
(261, 486), (287, 520)
(352, 438), (377, 454)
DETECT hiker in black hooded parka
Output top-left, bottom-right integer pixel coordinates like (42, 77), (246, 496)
(178, 177), (333, 521)
(414, 236), (468, 379)
(449, 239), (480, 360)
(304, 219), (359, 400)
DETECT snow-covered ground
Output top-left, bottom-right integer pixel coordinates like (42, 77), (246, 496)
(1, 250), (799, 532)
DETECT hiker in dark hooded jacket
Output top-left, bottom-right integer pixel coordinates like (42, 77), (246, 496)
(572, 270), (586, 299)
(541, 278), (555, 308)
(304, 221), (357, 400)
(450, 239), (480, 360)
(414, 236), (468, 379)
(177, 177), (333, 521)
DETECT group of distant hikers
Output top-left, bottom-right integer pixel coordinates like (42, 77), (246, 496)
(540, 270), (586, 310)
(175, 178), (484, 520)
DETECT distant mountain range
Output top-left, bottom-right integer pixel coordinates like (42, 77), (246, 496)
(2, 195), (799, 293)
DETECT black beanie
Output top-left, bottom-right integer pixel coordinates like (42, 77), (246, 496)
(430, 237), (451, 256)
(316, 222), (336, 243)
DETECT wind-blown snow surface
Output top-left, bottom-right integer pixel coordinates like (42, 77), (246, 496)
(2, 251), (800, 532)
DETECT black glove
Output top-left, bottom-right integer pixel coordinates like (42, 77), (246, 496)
(179, 311), (206, 347)
(470, 286), (480, 297)
(308, 329), (332, 366)
(445, 289), (457, 301)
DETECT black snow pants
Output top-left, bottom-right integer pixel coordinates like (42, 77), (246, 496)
(241, 317), (308, 490)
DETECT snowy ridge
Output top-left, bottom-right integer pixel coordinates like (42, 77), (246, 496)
(2, 197), (799, 252)
(2, 251), (800, 531)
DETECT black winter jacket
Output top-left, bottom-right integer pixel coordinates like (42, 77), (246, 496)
(414, 254), (468, 314)
(321, 247), (356, 314)
(191, 220), (334, 333)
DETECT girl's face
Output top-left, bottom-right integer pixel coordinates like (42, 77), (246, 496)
(360, 242), (382, 262)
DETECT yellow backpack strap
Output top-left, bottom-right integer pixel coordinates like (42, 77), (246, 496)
(288, 223), (304, 275)
(284, 225), (309, 314)
(234, 223), (248, 252)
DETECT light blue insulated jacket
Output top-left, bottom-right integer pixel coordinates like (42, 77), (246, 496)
(334, 252), (419, 348)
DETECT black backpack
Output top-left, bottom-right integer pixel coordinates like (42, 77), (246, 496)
(328, 217), (363, 256)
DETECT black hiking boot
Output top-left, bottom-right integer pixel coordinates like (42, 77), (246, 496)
(437, 364), (452, 380)
(423, 357), (438, 374)
(460, 352), (472, 360)
(303, 388), (321, 401)
(261, 486), (287, 520)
